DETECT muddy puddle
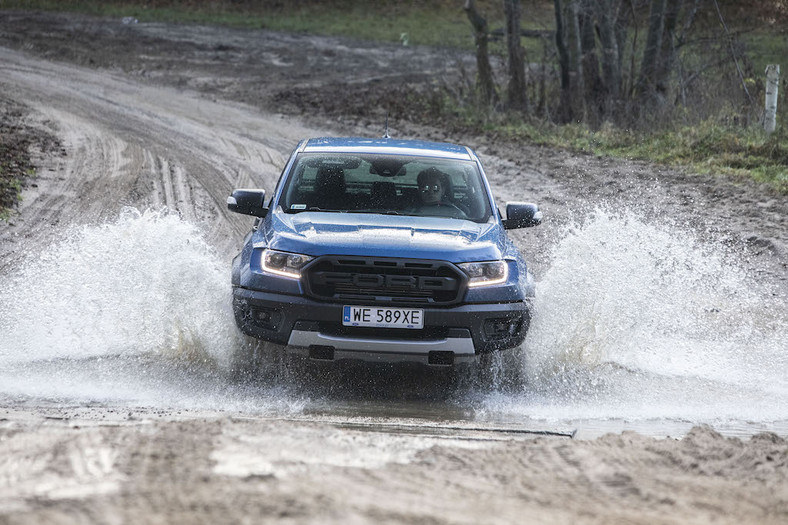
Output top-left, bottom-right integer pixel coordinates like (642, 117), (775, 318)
(2, 207), (785, 440)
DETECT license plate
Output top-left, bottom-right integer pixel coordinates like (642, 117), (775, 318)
(342, 306), (424, 329)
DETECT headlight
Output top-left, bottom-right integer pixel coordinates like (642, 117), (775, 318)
(458, 260), (508, 287)
(261, 249), (314, 279)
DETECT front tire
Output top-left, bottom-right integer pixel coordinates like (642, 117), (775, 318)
(230, 337), (287, 383)
(470, 347), (524, 392)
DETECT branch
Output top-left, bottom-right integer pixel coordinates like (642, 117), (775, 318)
(712, 0), (754, 105)
(463, 0), (487, 35)
(489, 27), (554, 40)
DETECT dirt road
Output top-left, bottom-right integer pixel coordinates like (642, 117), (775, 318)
(1, 11), (787, 524)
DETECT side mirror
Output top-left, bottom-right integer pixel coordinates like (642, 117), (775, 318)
(502, 202), (542, 229)
(227, 189), (268, 217)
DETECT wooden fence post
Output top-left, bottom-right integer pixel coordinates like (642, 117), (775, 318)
(764, 64), (780, 133)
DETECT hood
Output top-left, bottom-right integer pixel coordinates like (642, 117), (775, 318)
(261, 210), (505, 262)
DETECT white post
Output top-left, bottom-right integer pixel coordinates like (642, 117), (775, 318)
(764, 64), (780, 133)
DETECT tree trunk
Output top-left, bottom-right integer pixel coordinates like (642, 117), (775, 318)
(636, 0), (667, 106)
(654, 0), (682, 97)
(579, 0), (603, 126)
(463, 0), (497, 106)
(503, 0), (528, 112)
(620, 0), (636, 100)
(554, 0), (585, 122)
(595, 0), (623, 118)
(554, 0), (574, 122)
(565, 0), (585, 120)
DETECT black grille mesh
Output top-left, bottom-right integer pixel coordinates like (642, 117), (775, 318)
(305, 256), (465, 305)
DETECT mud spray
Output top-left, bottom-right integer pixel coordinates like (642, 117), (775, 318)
(0, 208), (785, 432)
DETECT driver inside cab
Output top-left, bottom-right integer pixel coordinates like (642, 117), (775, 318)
(411, 167), (466, 217)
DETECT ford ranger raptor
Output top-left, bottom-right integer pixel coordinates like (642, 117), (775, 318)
(227, 137), (541, 373)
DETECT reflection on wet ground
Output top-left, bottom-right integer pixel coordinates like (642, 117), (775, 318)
(2, 353), (786, 441)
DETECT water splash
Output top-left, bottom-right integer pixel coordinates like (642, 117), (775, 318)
(0, 208), (238, 366)
(1, 206), (786, 431)
(491, 208), (788, 423)
(0, 209), (304, 412)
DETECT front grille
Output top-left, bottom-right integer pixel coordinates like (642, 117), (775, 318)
(305, 256), (466, 305)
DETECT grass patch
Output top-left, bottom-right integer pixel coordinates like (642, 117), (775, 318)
(0, 98), (61, 221)
(0, 142), (34, 222)
(0, 99), (33, 220)
(490, 119), (788, 192)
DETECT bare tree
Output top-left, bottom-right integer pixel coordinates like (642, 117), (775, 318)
(552, 0), (700, 125)
(579, 0), (604, 126)
(463, 0), (723, 128)
(503, 0), (528, 111)
(555, 0), (586, 122)
(595, 0), (623, 117)
(554, 0), (574, 122)
(463, 0), (498, 106)
(636, 0), (668, 106)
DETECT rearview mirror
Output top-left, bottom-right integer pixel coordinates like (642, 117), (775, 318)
(502, 202), (542, 229)
(227, 189), (268, 217)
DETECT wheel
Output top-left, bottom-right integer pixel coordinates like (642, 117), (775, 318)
(470, 347), (524, 392)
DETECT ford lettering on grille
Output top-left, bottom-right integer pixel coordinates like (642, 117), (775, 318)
(313, 272), (457, 291)
(305, 256), (466, 304)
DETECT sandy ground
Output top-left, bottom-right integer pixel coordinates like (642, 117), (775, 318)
(2, 405), (786, 525)
(0, 10), (787, 524)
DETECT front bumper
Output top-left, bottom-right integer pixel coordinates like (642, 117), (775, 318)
(232, 287), (530, 365)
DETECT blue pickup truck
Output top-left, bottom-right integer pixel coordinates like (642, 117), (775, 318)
(227, 137), (541, 373)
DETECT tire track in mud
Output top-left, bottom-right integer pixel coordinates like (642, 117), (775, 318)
(148, 154), (200, 224)
(0, 427), (122, 506)
(0, 47), (315, 262)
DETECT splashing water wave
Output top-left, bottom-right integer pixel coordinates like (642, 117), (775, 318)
(491, 209), (788, 424)
(1, 208), (785, 430)
(0, 209), (298, 411)
(1, 208), (238, 365)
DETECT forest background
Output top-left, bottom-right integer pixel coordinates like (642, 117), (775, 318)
(1, 0), (787, 218)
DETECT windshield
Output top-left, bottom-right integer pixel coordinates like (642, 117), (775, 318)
(278, 153), (492, 222)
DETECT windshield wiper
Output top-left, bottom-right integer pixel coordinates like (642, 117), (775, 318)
(287, 207), (343, 213)
(346, 209), (402, 215)
(289, 207), (402, 215)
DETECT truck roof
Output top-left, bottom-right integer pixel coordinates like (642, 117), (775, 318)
(302, 137), (474, 161)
